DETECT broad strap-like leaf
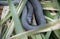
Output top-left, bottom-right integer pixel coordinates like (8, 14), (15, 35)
(11, 19), (60, 39)
(7, 0), (27, 39)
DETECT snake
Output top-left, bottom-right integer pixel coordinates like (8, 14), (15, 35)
(21, 0), (46, 30)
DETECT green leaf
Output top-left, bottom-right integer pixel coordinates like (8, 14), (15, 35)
(54, 30), (60, 39)
(1, 0), (26, 25)
(45, 31), (51, 39)
(7, 0), (28, 39)
(2, 20), (14, 39)
(11, 19), (60, 39)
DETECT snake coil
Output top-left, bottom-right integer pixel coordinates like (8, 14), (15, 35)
(21, 0), (46, 30)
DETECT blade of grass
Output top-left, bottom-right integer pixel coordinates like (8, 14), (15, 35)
(2, 20), (14, 39)
(41, 34), (45, 39)
(53, 0), (60, 16)
(7, 0), (27, 39)
(5, 21), (14, 39)
(1, 0), (23, 20)
(8, 0), (25, 34)
(35, 34), (42, 39)
(45, 31), (51, 39)
(54, 30), (60, 39)
(45, 16), (56, 22)
(1, 25), (7, 37)
(31, 34), (43, 39)
(1, 0), (27, 39)
(1, 0), (26, 25)
(52, 0), (60, 39)
(31, 35), (36, 39)
(11, 19), (60, 39)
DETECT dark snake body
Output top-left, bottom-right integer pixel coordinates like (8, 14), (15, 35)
(21, 0), (46, 30)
